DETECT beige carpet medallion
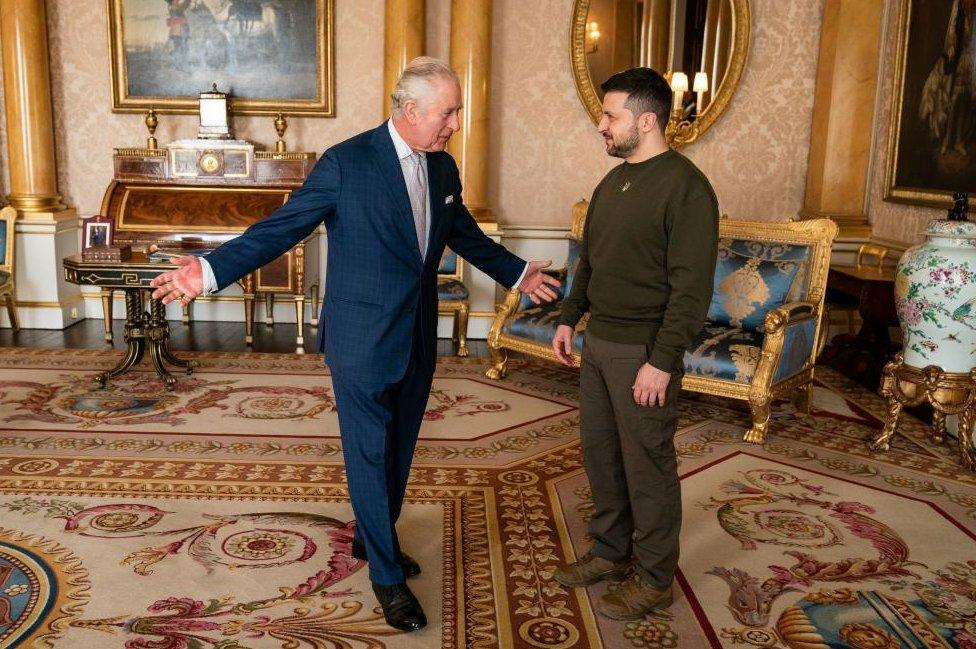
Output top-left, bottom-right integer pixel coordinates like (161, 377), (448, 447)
(0, 347), (974, 648)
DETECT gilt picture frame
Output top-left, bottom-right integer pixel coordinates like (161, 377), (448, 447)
(885, 0), (976, 209)
(106, 0), (334, 116)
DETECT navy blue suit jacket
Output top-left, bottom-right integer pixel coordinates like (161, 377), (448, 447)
(204, 123), (526, 383)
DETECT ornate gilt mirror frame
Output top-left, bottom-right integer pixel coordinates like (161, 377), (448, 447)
(570, 0), (751, 147)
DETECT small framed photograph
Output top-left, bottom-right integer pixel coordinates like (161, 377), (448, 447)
(82, 216), (114, 251)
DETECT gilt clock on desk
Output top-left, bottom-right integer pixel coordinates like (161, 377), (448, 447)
(199, 151), (222, 175)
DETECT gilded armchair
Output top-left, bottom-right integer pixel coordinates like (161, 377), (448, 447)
(485, 200), (588, 378)
(682, 217), (838, 443)
(0, 206), (18, 331)
(438, 248), (471, 356)
(485, 199), (838, 445)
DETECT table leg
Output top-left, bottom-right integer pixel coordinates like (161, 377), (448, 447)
(265, 292), (275, 326)
(146, 297), (178, 389)
(294, 295), (305, 354)
(310, 280), (320, 328)
(95, 289), (145, 387)
(150, 298), (194, 372)
(100, 288), (114, 343)
(244, 293), (255, 345)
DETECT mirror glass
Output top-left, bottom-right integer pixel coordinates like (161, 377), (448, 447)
(582, 0), (738, 125)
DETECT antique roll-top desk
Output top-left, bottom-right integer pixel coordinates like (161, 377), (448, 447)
(100, 139), (320, 353)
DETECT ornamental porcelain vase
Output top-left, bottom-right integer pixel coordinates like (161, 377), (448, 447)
(894, 219), (976, 373)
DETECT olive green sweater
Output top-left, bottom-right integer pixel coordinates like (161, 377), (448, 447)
(559, 149), (719, 373)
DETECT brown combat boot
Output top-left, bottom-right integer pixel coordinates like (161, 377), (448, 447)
(552, 552), (631, 588)
(596, 573), (673, 620)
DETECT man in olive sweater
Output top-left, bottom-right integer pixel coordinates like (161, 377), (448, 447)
(551, 68), (718, 619)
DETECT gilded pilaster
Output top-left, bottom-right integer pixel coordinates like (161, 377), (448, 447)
(384, 0), (427, 117)
(0, 0), (67, 217)
(447, 0), (493, 223)
(800, 0), (884, 238)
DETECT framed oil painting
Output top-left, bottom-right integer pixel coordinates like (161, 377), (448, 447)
(886, 0), (976, 209)
(107, 0), (334, 116)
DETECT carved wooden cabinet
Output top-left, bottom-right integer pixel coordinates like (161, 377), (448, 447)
(100, 141), (320, 352)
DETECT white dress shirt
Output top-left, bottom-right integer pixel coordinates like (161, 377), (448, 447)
(198, 119), (527, 295)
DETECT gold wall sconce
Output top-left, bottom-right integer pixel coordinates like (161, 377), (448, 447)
(585, 21), (600, 54)
(665, 70), (710, 147)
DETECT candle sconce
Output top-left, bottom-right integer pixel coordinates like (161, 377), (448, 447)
(571, 0), (751, 150)
(585, 21), (600, 54)
(664, 70), (709, 147)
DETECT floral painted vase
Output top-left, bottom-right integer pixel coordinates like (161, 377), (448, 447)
(894, 219), (976, 372)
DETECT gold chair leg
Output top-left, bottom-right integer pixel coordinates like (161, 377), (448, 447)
(265, 292), (275, 327)
(456, 302), (470, 357)
(793, 383), (812, 415)
(4, 293), (18, 332)
(485, 344), (508, 380)
(310, 280), (320, 327)
(100, 287), (114, 342)
(294, 295), (305, 354)
(243, 294), (255, 345)
(744, 396), (772, 444)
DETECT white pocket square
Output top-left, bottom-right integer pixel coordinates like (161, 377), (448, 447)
(444, 195), (454, 204)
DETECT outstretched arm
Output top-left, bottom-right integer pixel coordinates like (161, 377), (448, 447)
(151, 151), (340, 304)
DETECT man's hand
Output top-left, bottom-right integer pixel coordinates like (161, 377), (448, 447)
(518, 260), (562, 304)
(633, 363), (670, 407)
(552, 324), (576, 366)
(150, 255), (204, 306)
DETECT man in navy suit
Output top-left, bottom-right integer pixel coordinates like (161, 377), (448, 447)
(150, 57), (561, 632)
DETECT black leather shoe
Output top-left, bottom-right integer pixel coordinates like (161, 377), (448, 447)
(372, 582), (427, 631)
(351, 539), (422, 578)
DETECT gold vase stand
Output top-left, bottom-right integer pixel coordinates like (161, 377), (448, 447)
(869, 352), (976, 470)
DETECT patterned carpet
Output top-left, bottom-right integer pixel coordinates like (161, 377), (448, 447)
(0, 347), (974, 648)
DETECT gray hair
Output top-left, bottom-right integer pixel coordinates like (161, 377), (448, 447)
(390, 56), (459, 116)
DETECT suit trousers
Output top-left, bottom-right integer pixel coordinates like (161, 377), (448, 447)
(331, 323), (434, 585)
(579, 330), (683, 589)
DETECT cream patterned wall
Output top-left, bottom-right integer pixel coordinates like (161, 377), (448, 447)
(866, 0), (943, 246)
(1, 0), (821, 227)
(488, 0), (825, 226)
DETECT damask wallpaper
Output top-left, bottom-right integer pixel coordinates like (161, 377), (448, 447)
(867, 0), (944, 246)
(488, 0), (825, 226)
(0, 0), (822, 228)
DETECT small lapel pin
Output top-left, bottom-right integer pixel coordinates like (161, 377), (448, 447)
(445, 195), (454, 204)
(621, 181), (631, 192)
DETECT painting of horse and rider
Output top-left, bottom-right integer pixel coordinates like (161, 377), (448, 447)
(108, 0), (334, 115)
